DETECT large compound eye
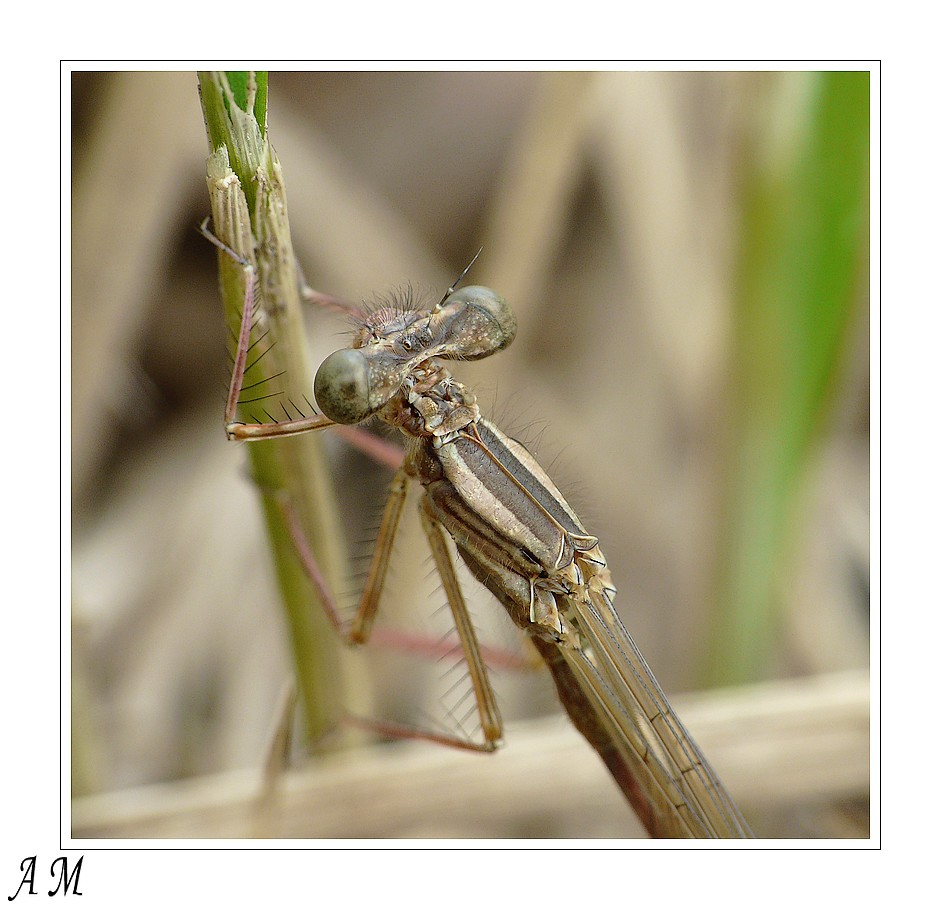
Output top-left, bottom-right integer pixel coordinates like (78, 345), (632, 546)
(435, 286), (517, 360)
(314, 348), (371, 424)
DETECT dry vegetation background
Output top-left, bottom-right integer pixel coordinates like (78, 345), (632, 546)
(70, 70), (870, 839)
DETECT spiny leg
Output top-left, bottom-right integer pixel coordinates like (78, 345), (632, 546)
(336, 492), (507, 754)
(276, 466), (408, 642)
(207, 224), (402, 463)
(417, 497), (503, 749)
(278, 473), (528, 668)
(198, 219), (258, 429)
(198, 219), (329, 441)
(280, 471), (507, 752)
(349, 469), (410, 643)
(222, 258), (334, 442)
(299, 278), (366, 319)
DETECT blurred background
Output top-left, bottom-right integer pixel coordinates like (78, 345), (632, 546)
(70, 70), (870, 839)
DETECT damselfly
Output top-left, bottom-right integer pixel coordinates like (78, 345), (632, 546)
(208, 226), (753, 839)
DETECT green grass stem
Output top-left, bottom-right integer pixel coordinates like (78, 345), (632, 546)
(198, 71), (354, 746)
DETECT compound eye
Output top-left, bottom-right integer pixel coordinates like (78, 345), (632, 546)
(436, 286), (517, 360)
(314, 348), (371, 424)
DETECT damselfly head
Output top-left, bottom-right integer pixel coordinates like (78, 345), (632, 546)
(314, 285), (516, 425)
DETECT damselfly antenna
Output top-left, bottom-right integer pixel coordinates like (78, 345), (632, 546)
(434, 247), (483, 311)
